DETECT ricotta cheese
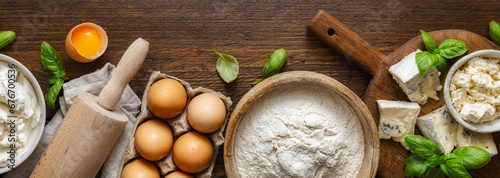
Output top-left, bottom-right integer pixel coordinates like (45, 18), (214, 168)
(0, 61), (41, 167)
(234, 83), (365, 178)
(377, 100), (420, 149)
(417, 105), (458, 154)
(450, 56), (500, 123)
(389, 49), (442, 104)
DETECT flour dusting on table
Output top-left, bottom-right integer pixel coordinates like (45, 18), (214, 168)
(234, 83), (364, 178)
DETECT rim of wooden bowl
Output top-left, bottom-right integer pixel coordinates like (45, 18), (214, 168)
(224, 71), (379, 178)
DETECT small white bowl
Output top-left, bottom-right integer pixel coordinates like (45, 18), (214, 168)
(444, 49), (500, 133)
(0, 54), (46, 173)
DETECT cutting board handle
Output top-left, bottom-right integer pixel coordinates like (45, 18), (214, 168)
(97, 38), (149, 110)
(307, 10), (386, 76)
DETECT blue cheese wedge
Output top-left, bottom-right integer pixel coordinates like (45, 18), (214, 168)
(388, 49), (442, 104)
(456, 125), (498, 156)
(377, 100), (420, 149)
(417, 105), (458, 154)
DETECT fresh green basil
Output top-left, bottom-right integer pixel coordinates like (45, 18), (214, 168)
(0, 31), (16, 50)
(405, 135), (442, 160)
(405, 156), (430, 177)
(452, 146), (491, 169)
(41, 41), (67, 78)
(437, 39), (468, 59)
(423, 155), (441, 168)
(420, 30), (437, 54)
(252, 48), (287, 85)
(416, 30), (468, 75)
(41, 41), (68, 109)
(45, 78), (64, 109)
(215, 51), (239, 83)
(440, 153), (471, 178)
(425, 167), (444, 178)
(415, 51), (446, 75)
(489, 20), (500, 46)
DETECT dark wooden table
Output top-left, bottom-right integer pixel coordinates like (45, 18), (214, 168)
(1, 0), (499, 177)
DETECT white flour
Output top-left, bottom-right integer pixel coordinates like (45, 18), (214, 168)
(234, 83), (365, 178)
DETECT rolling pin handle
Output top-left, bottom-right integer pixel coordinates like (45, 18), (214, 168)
(307, 10), (386, 76)
(97, 38), (149, 110)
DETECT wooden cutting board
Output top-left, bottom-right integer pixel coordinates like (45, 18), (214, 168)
(307, 10), (500, 177)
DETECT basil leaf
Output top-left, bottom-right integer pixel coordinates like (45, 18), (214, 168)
(452, 146), (491, 169)
(490, 20), (500, 46)
(435, 54), (446, 73)
(215, 51), (239, 83)
(405, 155), (430, 178)
(405, 135), (442, 160)
(41, 41), (67, 78)
(424, 167), (445, 178)
(416, 51), (443, 75)
(437, 39), (468, 59)
(424, 154), (441, 168)
(253, 48), (287, 85)
(440, 153), (471, 178)
(420, 30), (437, 54)
(45, 78), (64, 109)
(0, 31), (16, 50)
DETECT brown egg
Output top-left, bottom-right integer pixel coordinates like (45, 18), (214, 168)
(147, 79), (187, 119)
(121, 158), (160, 178)
(172, 131), (213, 173)
(135, 119), (173, 161)
(187, 93), (227, 133)
(164, 171), (194, 178)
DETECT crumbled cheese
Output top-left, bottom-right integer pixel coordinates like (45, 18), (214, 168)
(451, 56), (500, 123)
(0, 61), (41, 167)
(234, 83), (365, 178)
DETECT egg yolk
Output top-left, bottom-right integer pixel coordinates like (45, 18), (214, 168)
(71, 27), (101, 58)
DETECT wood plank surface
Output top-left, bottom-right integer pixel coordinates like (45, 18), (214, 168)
(1, 0), (500, 177)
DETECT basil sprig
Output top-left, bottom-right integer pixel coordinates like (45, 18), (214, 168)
(41, 41), (68, 109)
(404, 135), (490, 178)
(252, 48), (287, 85)
(416, 30), (468, 75)
(215, 51), (239, 83)
(490, 20), (500, 46)
(0, 31), (16, 50)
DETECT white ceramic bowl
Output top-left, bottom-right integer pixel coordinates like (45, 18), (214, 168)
(0, 54), (46, 173)
(444, 49), (500, 133)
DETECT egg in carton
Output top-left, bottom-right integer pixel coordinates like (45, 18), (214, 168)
(118, 71), (232, 177)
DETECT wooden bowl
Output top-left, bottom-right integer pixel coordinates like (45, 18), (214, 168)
(224, 71), (379, 177)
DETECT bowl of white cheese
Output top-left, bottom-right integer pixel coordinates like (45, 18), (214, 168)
(444, 49), (500, 133)
(224, 71), (379, 178)
(0, 54), (45, 173)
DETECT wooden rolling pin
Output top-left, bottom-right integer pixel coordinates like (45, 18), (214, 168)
(31, 38), (149, 178)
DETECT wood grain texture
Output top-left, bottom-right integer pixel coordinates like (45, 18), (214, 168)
(308, 10), (500, 178)
(31, 92), (127, 178)
(0, 0), (499, 177)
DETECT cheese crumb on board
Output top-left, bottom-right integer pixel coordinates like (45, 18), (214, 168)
(417, 105), (458, 154)
(377, 100), (420, 150)
(456, 124), (498, 156)
(234, 83), (365, 178)
(451, 56), (500, 123)
(389, 49), (442, 105)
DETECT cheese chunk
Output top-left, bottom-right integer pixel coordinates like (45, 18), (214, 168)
(456, 125), (498, 156)
(417, 105), (458, 154)
(389, 49), (442, 104)
(377, 100), (420, 149)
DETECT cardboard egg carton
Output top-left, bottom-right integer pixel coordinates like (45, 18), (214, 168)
(118, 71), (232, 177)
